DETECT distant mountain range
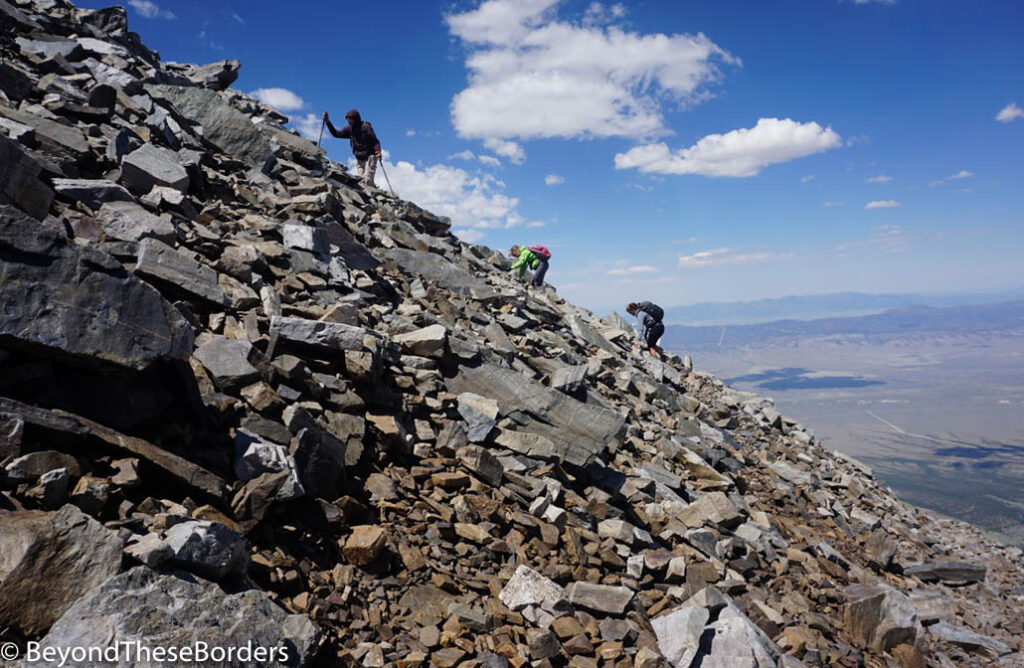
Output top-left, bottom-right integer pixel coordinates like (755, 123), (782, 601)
(661, 289), (1024, 326)
(662, 299), (1024, 351)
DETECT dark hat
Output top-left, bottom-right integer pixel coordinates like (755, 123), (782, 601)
(345, 109), (361, 120)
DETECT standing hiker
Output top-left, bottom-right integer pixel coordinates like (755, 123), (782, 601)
(322, 109), (382, 186)
(627, 301), (665, 359)
(509, 244), (551, 289)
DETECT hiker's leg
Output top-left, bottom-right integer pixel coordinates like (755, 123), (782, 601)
(647, 322), (665, 356)
(532, 258), (549, 288)
(362, 155), (378, 185)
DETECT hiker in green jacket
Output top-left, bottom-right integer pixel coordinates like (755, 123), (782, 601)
(509, 245), (551, 288)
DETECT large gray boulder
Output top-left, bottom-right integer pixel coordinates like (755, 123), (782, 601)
(0, 505), (123, 636)
(94, 200), (176, 243)
(445, 363), (625, 467)
(0, 134), (54, 220)
(163, 520), (249, 580)
(382, 248), (495, 298)
(843, 584), (919, 652)
(652, 605), (709, 667)
(29, 567), (319, 667)
(120, 143), (190, 195)
(134, 238), (228, 307)
(193, 336), (260, 393)
(180, 59), (241, 90)
(147, 85), (275, 167)
(0, 206), (193, 371)
(271, 316), (380, 355)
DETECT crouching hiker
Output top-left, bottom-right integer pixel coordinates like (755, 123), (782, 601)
(626, 301), (665, 359)
(509, 244), (551, 289)
(322, 109), (382, 186)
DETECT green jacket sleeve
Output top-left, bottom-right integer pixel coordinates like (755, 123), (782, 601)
(511, 249), (535, 278)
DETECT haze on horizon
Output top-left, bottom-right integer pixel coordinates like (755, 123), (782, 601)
(81, 0), (1024, 313)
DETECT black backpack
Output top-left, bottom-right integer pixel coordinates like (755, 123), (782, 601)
(638, 301), (664, 322)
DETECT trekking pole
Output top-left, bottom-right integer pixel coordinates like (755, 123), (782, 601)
(317, 117), (325, 148)
(378, 156), (395, 195)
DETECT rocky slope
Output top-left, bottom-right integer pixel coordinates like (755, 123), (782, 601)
(1, 1), (1022, 666)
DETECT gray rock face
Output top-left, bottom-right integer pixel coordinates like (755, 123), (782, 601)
(652, 605), (709, 667)
(121, 143), (190, 195)
(282, 223), (329, 254)
(678, 491), (745, 529)
(31, 567), (319, 667)
(148, 85), (275, 166)
(135, 238), (228, 307)
(0, 106), (90, 160)
(565, 582), (634, 615)
(903, 561), (986, 583)
(382, 248), (494, 298)
(271, 316), (378, 354)
(193, 336), (260, 393)
(0, 134), (54, 220)
(94, 200), (176, 243)
(499, 565), (565, 612)
(457, 392), (499, 442)
(445, 363), (625, 467)
(844, 584), (919, 652)
(701, 615), (777, 668)
(550, 363), (589, 393)
(927, 621), (1011, 660)
(182, 58), (241, 90)
(0, 206), (193, 371)
(163, 520), (250, 580)
(52, 178), (133, 210)
(0, 505), (123, 635)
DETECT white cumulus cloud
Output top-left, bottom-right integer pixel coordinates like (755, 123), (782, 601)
(128, 0), (175, 19)
(290, 113), (323, 141)
(380, 160), (529, 238)
(865, 200), (900, 209)
(615, 118), (841, 177)
(545, 174), (565, 186)
(929, 170), (974, 187)
(250, 88), (306, 112)
(678, 248), (790, 268)
(996, 103), (1024, 122)
(446, 0), (739, 151)
(483, 138), (526, 164)
(606, 265), (659, 276)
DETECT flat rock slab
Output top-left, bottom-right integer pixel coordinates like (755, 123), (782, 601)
(652, 605), (709, 667)
(0, 505), (122, 636)
(121, 143), (190, 195)
(677, 491), (745, 529)
(0, 206), (193, 371)
(193, 336), (260, 393)
(499, 565), (565, 612)
(0, 106), (89, 159)
(135, 238), (228, 307)
(393, 324), (448, 358)
(30, 567), (319, 667)
(52, 178), (133, 211)
(903, 561), (986, 583)
(271, 316), (378, 354)
(148, 85), (275, 167)
(94, 200), (176, 243)
(382, 248), (495, 298)
(927, 622), (1011, 660)
(566, 582), (634, 615)
(445, 363), (625, 467)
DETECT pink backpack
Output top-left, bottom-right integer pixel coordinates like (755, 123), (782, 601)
(527, 245), (551, 260)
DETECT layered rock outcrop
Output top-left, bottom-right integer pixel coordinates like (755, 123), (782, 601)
(0, 1), (1021, 666)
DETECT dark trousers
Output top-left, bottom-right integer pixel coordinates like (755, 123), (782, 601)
(645, 321), (664, 348)
(531, 258), (549, 288)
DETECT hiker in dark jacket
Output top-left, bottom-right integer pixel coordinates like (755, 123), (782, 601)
(510, 244), (550, 288)
(322, 109), (382, 186)
(626, 301), (664, 358)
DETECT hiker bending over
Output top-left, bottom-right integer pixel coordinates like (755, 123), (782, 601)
(509, 244), (551, 289)
(627, 301), (664, 359)
(322, 109), (381, 186)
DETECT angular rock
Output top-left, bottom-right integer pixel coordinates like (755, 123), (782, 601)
(393, 324), (448, 358)
(121, 143), (190, 195)
(457, 391), (499, 442)
(282, 223), (329, 254)
(652, 605), (709, 667)
(271, 316), (379, 355)
(0, 207), (194, 370)
(94, 200), (176, 243)
(383, 248), (494, 297)
(446, 363), (625, 467)
(499, 565), (565, 612)
(163, 519), (250, 580)
(4, 450), (81, 481)
(52, 178), (133, 210)
(550, 363), (589, 393)
(927, 622), (1011, 660)
(702, 615), (777, 668)
(291, 426), (347, 499)
(566, 582), (634, 615)
(148, 85), (275, 166)
(0, 134), (54, 220)
(903, 561), (986, 583)
(33, 567), (319, 666)
(0, 106), (90, 160)
(135, 237), (228, 307)
(843, 584), (918, 652)
(0, 505), (122, 635)
(678, 491), (745, 529)
(343, 525), (388, 566)
(456, 444), (503, 486)
(182, 58), (241, 90)
(193, 335), (260, 393)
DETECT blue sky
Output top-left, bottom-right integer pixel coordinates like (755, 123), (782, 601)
(86, 0), (1024, 313)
